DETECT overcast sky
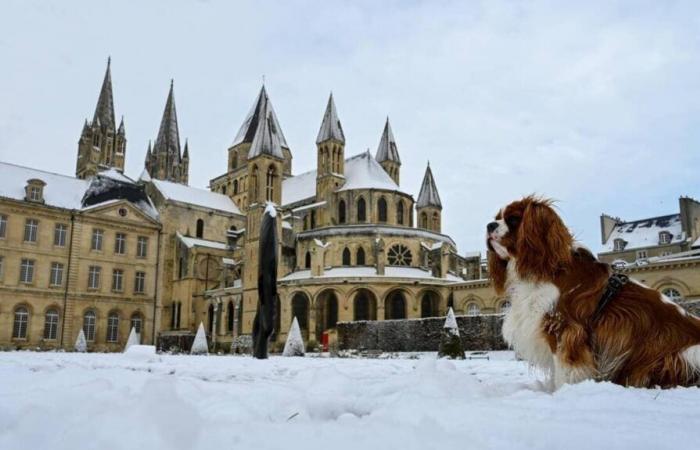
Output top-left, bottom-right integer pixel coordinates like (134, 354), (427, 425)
(1, 0), (699, 254)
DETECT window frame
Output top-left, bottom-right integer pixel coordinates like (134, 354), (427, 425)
(91, 228), (104, 251)
(88, 265), (101, 290)
(19, 258), (35, 284)
(136, 236), (148, 258)
(114, 232), (126, 255)
(44, 309), (59, 340)
(49, 262), (64, 287)
(83, 310), (96, 342)
(24, 218), (38, 243)
(134, 271), (146, 294)
(0, 214), (7, 239)
(54, 223), (67, 247)
(13, 307), (29, 339)
(106, 313), (119, 343)
(112, 269), (124, 292)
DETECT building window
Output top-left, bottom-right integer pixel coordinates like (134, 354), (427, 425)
(54, 223), (67, 246)
(196, 219), (204, 239)
(304, 251), (311, 269)
(91, 229), (103, 251)
(338, 200), (346, 224)
(50, 262), (64, 286)
(420, 212), (428, 229)
(112, 269), (124, 292)
(342, 247), (351, 266)
(636, 250), (648, 260)
(613, 239), (626, 252)
(356, 247), (366, 265)
(227, 301), (234, 333)
(397, 201), (404, 225)
(466, 303), (481, 316)
(29, 185), (42, 201)
(83, 310), (96, 342)
(357, 198), (366, 222)
(13, 307), (29, 339)
(233, 179), (239, 195)
(134, 271), (146, 294)
(44, 309), (59, 340)
(659, 232), (672, 245)
(266, 166), (276, 201)
(310, 210), (316, 229)
(387, 244), (412, 266)
(137, 236), (148, 258)
(24, 219), (38, 242)
(114, 233), (126, 255)
(662, 288), (682, 302)
(19, 259), (35, 283)
(0, 214), (7, 238)
(378, 197), (388, 222)
(432, 212), (439, 230)
(0, 256), (4, 279)
(130, 313), (143, 335)
(88, 266), (101, 289)
(106, 312), (119, 343)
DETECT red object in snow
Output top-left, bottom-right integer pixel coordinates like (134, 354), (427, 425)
(322, 331), (329, 352)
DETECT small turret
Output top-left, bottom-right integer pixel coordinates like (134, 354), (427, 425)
(375, 117), (401, 185)
(416, 163), (442, 232)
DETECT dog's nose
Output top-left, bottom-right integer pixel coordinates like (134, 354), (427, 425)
(487, 222), (499, 233)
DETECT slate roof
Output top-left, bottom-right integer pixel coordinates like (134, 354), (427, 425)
(316, 93), (345, 144)
(375, 117), (401, 164)
(231, 86), (289, 150)
(416, 164), (442, 208)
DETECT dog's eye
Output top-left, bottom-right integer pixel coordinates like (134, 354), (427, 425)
(506, 216), (521, 228)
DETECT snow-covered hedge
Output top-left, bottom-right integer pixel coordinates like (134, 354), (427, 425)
(337, 314), (507, 352)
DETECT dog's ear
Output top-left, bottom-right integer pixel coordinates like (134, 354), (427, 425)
(516, 200), (572, 281)
(488, 250), (508, 294)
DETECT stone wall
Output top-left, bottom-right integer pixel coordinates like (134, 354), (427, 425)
(337, 314), (507, 352)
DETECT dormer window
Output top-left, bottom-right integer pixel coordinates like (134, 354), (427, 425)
(25, 179), (46, 203)
(613, 238), (626, 252)
(659, 231), (672, 245)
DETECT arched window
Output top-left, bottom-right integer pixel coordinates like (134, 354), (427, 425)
(130, 313), (142, 335)
(44, 308), (59, 340)
(196, 219), (204, 238)
(378, 197), (387, 222)
(208, 304), (214, 334)
(385, 292), (406, 320)
(338, 200), (346, 224)
(106, 312), (119, 343)
(292, 293), (309, 335)
(420, 212), (428, 229)
(233, 179), (239, 195)
(397, 201), (404, 225)
(227, 301), (234, 332)
(466, 303), (481, 316)
(266, 165), (276, 201)
(310, 211), (316, 229)
(304, 251), (311, 269)
(13, 307), (29, 339)
(353, 290), (376, 321)
(83, 310), (96, 342)
(387, 244), (412, 266)
(421, 293), (437, 318)
(432, 212), (439, 230)
(356, 247), (366, 265)
(342, 247), (351, 266)
(662, 288), (682, 303)
(250, 165), (259, 201)
(222, 186), (227, 195)
(357, 198), (366, 222)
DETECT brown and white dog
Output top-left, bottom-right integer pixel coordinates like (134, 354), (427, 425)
(487, 196), (700, 389)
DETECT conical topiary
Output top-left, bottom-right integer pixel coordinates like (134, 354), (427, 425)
(74, 329), (87, 353)
(282, 317), (305, 357)
(438, 307), (465, 359)
(124, 327), (139, 352)
(190, 322), (209, 355)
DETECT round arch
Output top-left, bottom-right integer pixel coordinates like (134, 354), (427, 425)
(384, 289), (408, 320)
(290, 291), (311, 339)
(314, 289), (340, 342)
(352, 288), (378, 321)
(418, 289), (441, 318)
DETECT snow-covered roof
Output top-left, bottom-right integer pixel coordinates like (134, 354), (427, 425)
(0, 161), (89, 209)
(280, 266), (463, 283)
(98, 168), (134, 184)
(316, 93), (345, 144)
(176, 232), (231, 250)
(231, 86), (289, 150)
(299, 224), (456, 246)
(602, 214), (684, 252)
(151, 179), (241, 214)
(282, 169), (317, 206)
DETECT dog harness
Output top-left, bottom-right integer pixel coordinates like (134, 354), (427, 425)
(590, 273), (629, 323)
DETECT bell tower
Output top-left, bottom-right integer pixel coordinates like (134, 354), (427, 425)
(416, 163), (443, 232)
(315, 93), (346, 226)
(375, 117), (401, 185)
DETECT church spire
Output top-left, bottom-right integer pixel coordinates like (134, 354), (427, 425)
(92, 57), (116, 130)
(416, 163), (442, 209)
(232, 85), (289, 150)
(375, 117), (400, 164)
(316, 92), (345, 144)
(248, 87), (285, 159)
(148, 80), (188, 184)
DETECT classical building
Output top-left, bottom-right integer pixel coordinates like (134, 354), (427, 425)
(1, 58), (698, 351)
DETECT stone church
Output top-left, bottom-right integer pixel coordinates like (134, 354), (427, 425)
(1, 59), (698, 352)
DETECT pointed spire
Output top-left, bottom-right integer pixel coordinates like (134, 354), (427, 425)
(92, 57), (116, 130)
(417, 163), (442, 209)
(248, 90), (285, 159)
(153, 79), (181, 159)
(232, 85), (289, 149)
(183, 139), (189, 159)
(118, 115), (125, 134)
(144, 140), (152, 164)
(316, 93), (345, 144)
(375, 117), (401, 164)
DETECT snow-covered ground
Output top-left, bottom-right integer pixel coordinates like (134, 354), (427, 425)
(1, 351), (698, 450)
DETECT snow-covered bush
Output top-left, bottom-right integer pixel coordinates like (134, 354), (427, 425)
(190, 322), (209, 355)
(74, 329), (87, 353)
(438, 308), (465, 359)
(283, 317), (305, 357)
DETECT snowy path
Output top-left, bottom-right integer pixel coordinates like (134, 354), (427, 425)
(0, 351), (698, 450)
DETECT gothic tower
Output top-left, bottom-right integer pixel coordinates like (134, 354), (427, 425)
(375, 117), (401, 185)
(145, 80), (189, 184)
(241, 87), (286, 335)
(76, 58), (126, 179)
(416, 163), (442, 232)
(315, 93), (346, 226)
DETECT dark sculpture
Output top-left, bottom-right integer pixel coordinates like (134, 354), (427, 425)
(252, 205), (278, 359)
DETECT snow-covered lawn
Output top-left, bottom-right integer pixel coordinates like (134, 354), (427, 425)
(1, 351), (698, 450)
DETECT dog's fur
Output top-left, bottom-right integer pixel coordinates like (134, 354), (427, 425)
(487, 196), (700, 389)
